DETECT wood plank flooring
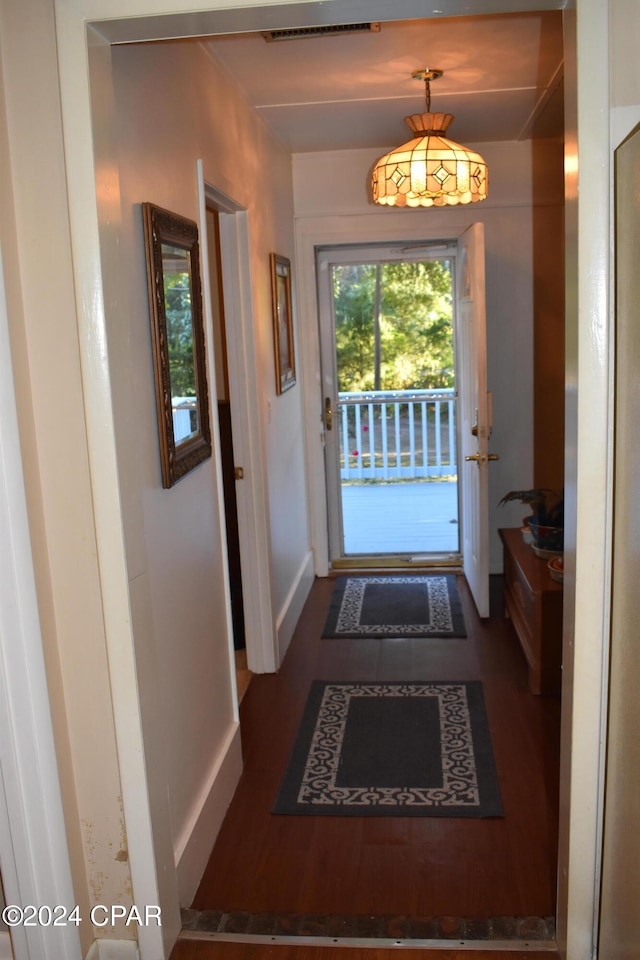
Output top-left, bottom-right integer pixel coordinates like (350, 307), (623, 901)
(341, 480), (459, 554)
(191, 574), (560, 922)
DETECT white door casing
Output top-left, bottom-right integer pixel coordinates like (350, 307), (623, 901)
(316, 242), (461, 563)
(199, 168), (276, 676)
(316, 253), (343, 563)
(0, 244), (82, 960)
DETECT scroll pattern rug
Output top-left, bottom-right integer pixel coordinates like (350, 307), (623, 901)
(273, 681), (502, 817)
(321, 575), (466, 639)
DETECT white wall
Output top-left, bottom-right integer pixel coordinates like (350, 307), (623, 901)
(293, 139), (564, 572)
(107, 37), (312, 900)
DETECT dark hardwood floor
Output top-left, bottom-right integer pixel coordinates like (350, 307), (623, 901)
(172, 943), (558, 960)
(191, 574), (561, 922)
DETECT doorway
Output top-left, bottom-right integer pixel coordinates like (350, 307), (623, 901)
(316, 226), (493, 620)
(200, 172), (277, 676)
(205, 206), (246, 652)
(317, 243), (461, 563)
(54, 2), (607, 956)
(205, 205), (250, 701)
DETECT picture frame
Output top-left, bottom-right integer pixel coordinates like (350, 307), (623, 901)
(142, 202), (212, 488)
(270, 253), (296, 394)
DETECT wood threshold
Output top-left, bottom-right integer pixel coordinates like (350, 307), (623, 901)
(331, 558), (462, 571)
(179, 930), (557, 951)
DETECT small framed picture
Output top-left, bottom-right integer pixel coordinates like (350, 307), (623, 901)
(270, 253), (296, 394)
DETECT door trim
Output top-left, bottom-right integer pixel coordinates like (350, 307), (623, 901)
(296, 218), (468, 578)
(200, 169), (276, 675)
(315, 242), (462, 566)
(0, 246), (81, 960)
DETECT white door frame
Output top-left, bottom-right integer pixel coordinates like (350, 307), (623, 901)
(42, 2), (612, 958)
(0, 246), (82, 960)
(199, 169), (276, 675)
(296, 215), (474, 578)
(315, 241), (462, 564)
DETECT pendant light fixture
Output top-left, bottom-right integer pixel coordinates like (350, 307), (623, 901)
(371, 69), (488, 208)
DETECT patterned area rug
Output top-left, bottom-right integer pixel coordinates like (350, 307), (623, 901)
(273, 681), (502, 817)
(321, 575), (466, 639)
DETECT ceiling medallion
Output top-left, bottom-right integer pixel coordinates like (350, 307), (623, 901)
(371, 68), (489, 208)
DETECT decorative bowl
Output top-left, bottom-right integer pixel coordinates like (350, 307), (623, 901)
(547, 555), (564, 583)
(528, 520), (564, 553)
(533, 544), (563, 559)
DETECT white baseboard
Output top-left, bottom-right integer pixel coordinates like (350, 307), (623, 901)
(275, 550), (315, 665)
(84, 938), (139, 960)
(174, 721), (243, 905)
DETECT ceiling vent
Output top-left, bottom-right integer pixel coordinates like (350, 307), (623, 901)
(262, 22), (380, 42)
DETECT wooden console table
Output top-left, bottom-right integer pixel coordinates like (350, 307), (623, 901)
(499, 527), (563, 695)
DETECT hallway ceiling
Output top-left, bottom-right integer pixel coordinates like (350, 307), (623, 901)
(202, 11), (565, 153)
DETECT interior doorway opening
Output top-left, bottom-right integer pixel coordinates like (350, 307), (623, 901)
(205, 206), (246, 653)
(205, 205), (252, 704)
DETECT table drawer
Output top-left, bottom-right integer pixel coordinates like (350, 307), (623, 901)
(500, 528), (563, 695)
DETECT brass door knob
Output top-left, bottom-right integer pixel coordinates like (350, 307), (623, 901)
(465, 452), (500, 464)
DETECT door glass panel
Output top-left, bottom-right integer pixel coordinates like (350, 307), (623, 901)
(330, 258), (459, 557)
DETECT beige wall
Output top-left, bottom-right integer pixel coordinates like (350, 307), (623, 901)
(107, 36), (311, 900)
(108, 42), (240, 895)
(109, 39), (311, 638)
(293, 138), (565, 572)
(599, 4), (640, 954)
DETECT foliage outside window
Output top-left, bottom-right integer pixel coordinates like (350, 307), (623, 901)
(332, 259), (454, 393)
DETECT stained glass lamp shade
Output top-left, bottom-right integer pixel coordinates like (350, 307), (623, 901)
(371, 70), (488, 208)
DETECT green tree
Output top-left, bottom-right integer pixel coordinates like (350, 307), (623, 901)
(332, 259), (454, 392)
(164, 271), (196, 397)
(332, 264), (376, 392)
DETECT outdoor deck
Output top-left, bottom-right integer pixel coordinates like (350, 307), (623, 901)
(340, 479), (459, 556)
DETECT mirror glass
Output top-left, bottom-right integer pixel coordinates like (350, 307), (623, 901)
(161, 242), (199, 444)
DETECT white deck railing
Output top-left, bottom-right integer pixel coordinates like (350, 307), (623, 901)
(172, 396), (197, 443)
(338, 388), (457, 481)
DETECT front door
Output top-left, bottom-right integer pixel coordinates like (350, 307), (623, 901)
(317, 243), (460, 565)
(456, 223), (493, 617)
